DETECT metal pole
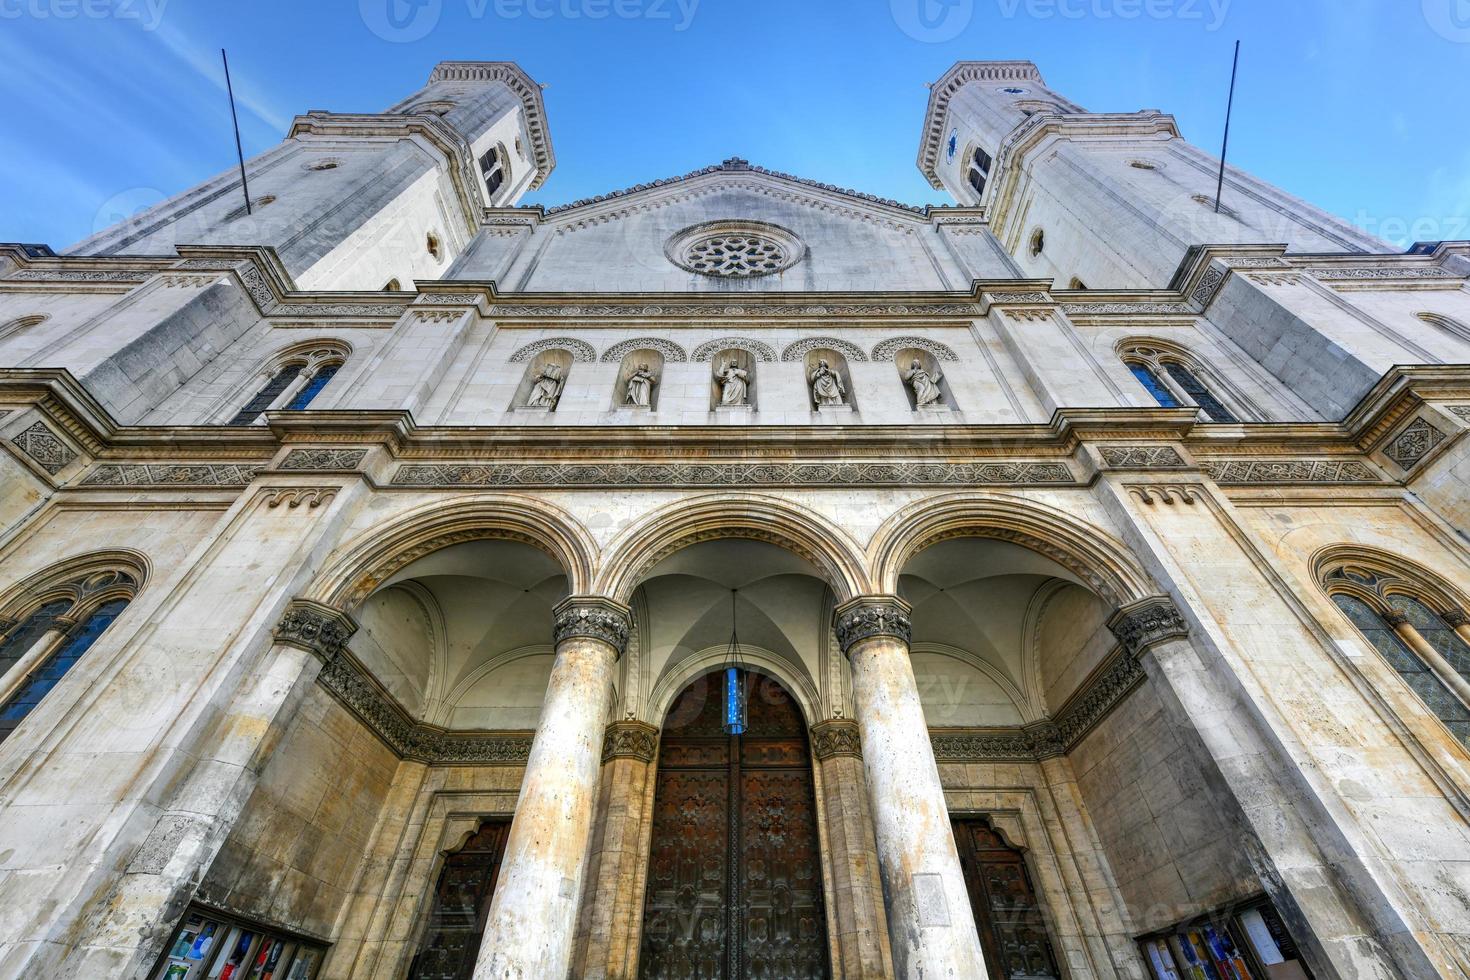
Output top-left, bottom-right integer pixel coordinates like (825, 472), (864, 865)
(1215, 40), (1240, 213)
(222, 48), (252, 216)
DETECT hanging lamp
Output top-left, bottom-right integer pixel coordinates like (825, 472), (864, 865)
(722, 589), (748, 735)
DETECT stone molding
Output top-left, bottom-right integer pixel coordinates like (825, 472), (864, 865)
(10, 420), (76, 474)
(871, 336), (959, 361)
(484, 303), (982, 318)
(1063, 302), (1194, 316)
(273, 599), (358, 659)
(278, 448), (368, 471)
(1107, 596), (1188, 658)
(552, 596), (632, 656)
(602, 720), (659, 763)
(1382, 416), (1448, 471)
(507, 337), (597, 363)
(779, 337), (869, 362)
(810, 719), (862, 760)
(1200, 459), (1380, 485)
(598, 337), (689, 363)
(1098, 446), (1188, 470)
(833, 596), (913, 654)
(389, 459), (1075, 489)
(691, 337), (778, 362)
(81, 463), (260, 487)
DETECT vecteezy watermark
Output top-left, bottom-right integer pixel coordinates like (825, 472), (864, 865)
(1422, 0), (1470, 42)
(996, 0), (1230, 30)
(362, 0), (699, 42)
(92, 187), (166, 237)
(890, 0), (975, 42)
(1351, 209), (1469, 248)
(0, 0), (168, 30)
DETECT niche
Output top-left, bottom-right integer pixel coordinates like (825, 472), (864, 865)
(893, 348), (956, 412)
(512, 349), (573, 412)
(709, 349), (756, 411)
(803, 348), (856, 413)
(614, 349), (666, 411)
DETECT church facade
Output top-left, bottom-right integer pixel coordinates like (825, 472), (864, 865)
(0, 58), (1468, 980)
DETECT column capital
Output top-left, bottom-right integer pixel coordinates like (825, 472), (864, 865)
(601, 720), (659, 763)
(1381, 610), (1410, 628)
(273, 599), (357, 660)
(810, 718), (862, 760)
(553, 596), (632, 656)
(1107, 596), (1188, 658)
(833, 595), (912, 655)
(1442, 609), (1470, 628)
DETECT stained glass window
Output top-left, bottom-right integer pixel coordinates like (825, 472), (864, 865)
(1164, 362), (1237, 423)
(0, 598), (128, 742)
(228, 365), (301, 425)
(1388, 595), (1470, 682)
(1129, 364), (1180, 408)
(0, 599), (71, 682)
(283, 364), (339, 411)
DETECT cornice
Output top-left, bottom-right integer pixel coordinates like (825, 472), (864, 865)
(917, 61), (1049, 188)
(423, 61), (555, 187)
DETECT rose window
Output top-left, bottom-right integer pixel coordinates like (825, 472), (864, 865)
(667, 222), (804, 279)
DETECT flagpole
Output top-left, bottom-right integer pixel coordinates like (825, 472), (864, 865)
(222, 48), (252, 216)
(1215, 40), (1240, 214)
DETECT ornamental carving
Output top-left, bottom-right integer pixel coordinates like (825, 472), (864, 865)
(691, 337), (777, 363)
(1063, 302), (1194, 316)
(871, 336), (959, 361)
(10, 420), (76, 475)
(602, 720), (659, 762)
(1446, 405), (1470, 423)
(1189, 266), (1227, 307)
(667, 222), (804, 279)
(279, 449), (368, 471)
(779, 337), (869, 362)
(1099, 446), (1187, 469)
(833, 597), (912, 653)
(1312, 267), (1454, 281)
(1442, 609), (1470, 628)
(553, 597), (631, 655)
(273, 599), (358, 659)
(82, 463), (260, 487)
(599, 337), (689, 363)
(986, 292), (1051, 304)
(1382, 416), (1448, 471)
(484, 303), (981, 317)
(809, 719), (861, 760)
(1108, 597), (1188, 657)
(389, 460), (1074, 489)
(507, 337), (597, 363)
(1201, 459), (1380, 485)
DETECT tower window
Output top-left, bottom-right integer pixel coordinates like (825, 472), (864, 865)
(1029, 228), (1045, 256)
(480, 145), (508, 201)
(1121, 342), (1242, 423)
(1163, 362), (1236, 423)
(967, 146), (992, 198)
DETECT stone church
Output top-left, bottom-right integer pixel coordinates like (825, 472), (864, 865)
(1, 56), (1469, 980)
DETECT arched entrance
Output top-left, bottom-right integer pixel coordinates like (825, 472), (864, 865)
(639, 671), (829, 979)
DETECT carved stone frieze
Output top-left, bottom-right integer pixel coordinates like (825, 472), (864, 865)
(1382, 416), (1448, 471)
(1189, 266), (1227, 307)
(833, 596), (913, 653)
(10, 420), (76, 474)
(273, 599), (358, 659)
(1098, 446), (1187, 469)
(2, 269), (148, 284)
(602, 720), (659, 763)
(1108, 596), (1188, 657)
(809, 719), (862, 760)
(779, 337), (869, 362)
(507, 337), (597, 363)
(81, 463), (260, 487)
(1446, 405), (1470, 423)
(986, 292), (1051, 304)
(871, 336), (959, 361)
(1201, 459), (1380, 485)
(484, 303), (981, 318)
(1063, 302), (1194, 316)
(691, 337), (777, 362)
(599, 337), (689, 363)
(389, 459), (1075, 489)
(929, 729), (1037, 762)
(553, 597), (632, 656)
(279, 448), (368, 471)
(1312, 267), (1455, 281)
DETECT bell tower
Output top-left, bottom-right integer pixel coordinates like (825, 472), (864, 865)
(918, 60), (1384, 288)
(66, 61), (554, 291)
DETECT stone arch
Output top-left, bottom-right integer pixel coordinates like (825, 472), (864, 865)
(599, 337), (688, 363)
(507, 337), (596, 363)
(1417, 311), (1470, 344)
(691, 336), (777, 362)
(780, 337), (868, 362)
(872, 335), (958, 361)
(647, 648), (822, 730)
(1312, 544), (1470, 618)
(868, 493), (1155, 606)
(309, 496), (598, 610)
(0, 313), (49, 343)
(0, 549), (149, 621)
(595, 493), (871, 604)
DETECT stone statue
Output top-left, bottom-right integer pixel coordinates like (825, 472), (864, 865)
(526, 361), (564, 408)
(809, 358), (846, 407)
(904, 358), (943, 408)
(625, 362), (657, 407)
(715, 359), (749, 406)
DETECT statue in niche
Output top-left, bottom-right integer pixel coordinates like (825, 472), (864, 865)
(809, 358), (846, 407)
(525, 361), (564, 408)
(904, 358), (944, 408)
(714, 359), (749, 406)
(625, 362), (657, 407)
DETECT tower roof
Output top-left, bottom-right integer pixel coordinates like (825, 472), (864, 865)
(916, 61), (1045, 189)
(427, 61), (556, 189)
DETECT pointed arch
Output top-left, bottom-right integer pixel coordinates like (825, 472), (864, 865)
(646, 646), (822, 729)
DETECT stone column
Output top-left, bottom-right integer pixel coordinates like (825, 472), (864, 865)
(474, 596), (629, 980)
(0, 623), (68, 705)
(809, 718), (895, 979)
(834, 596), (988, 979)
(1441, 608), (1470, 654)
(1384, 610), (1470, 707)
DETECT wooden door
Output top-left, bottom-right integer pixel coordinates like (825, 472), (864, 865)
(640, 672), (829, 979)
(953, 817), (1061, 980)
(408, 820), (512, 980)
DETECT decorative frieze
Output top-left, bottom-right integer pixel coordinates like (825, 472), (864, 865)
(1312, 267), (1455, 281)
(779, 337), (869, 362)
(1201, 459), (1380, 485)
(1099, 446), (1187, 469)
(2, 268), (149, 284)
(507, 337), (597, 363)
(1107, 596), (1188, 658)
(602, 720), (659, 763)
(833, 596), (913, 653)
(871, 336), (959, 361)
(279, 448), (368, 471)
(1382, 416), (1448, 471)
(1062, 302), (1194, 315)
(81, 463), (260, 487)
(389, 459), (1075, 489)
(484, 303), (981, 318)
(273, 599), (358, 659)
(986, 292), (1051, 304)
(929, 728), (1041, 763)
(691, 337), (778, 362)
(10, 420), (76, 474)
(552, 596), (632, 656)
(1445, 405), (1470, 423)
(1189, 266), (1227, 308)
(599, 337), (689, 363)
(809, 719), (862, 760)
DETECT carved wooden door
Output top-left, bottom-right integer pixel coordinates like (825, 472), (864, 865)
(640, 672), (829, 980)
(407, 820), (511, 980)
(953, 817), (1061, 980)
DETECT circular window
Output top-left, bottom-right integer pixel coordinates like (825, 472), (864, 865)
(305, 158), (342, 172)
(666, 222), (805, 279)
(1029, 228), (1045, 256)
(1000, 86), (1028, 95)
(1128, 159), (1160, 171)
(946, 126), (960, 161)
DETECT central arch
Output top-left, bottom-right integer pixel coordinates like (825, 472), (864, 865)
(639, 669), (830, 980)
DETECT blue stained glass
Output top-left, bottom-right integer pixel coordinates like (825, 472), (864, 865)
(723, 666), (746, 735)
(284, 364), (339, 411)
(0, 599), (127, 741)
(228, 365), (301, 425)
(1164, 362), (1237, 423)
(1129, 364), (1180, 407)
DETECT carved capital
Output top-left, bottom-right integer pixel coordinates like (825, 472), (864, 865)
(1107, 596), (1188, 658)
(1380, 610), (1410, 628)
(553, 596), (632, 656)
(1442, 609), (1470, 629)
(833, 595), (912, 655)
(1022, 720), (1066, 760)
(273, 599), (358, 660)
(602, 720), (659, 763)
(810, 719), (862, 760)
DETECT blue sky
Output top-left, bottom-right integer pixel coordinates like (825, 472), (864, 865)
(2, 0), (1467, 250)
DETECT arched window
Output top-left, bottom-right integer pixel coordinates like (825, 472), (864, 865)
(480, 144), (509, 202)
(0, 567), (139, 743)
(1120, 342), (1239, 423)
(383, 278), (402, 292)
(967, 146), (992, 198)
(0, 313), (49, 343)
(227, 345), (348, 425)
(1417, 312), (1470, 344)
(1324, 563), (1470, 749)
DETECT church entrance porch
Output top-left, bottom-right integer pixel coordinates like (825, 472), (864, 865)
(639, 671), (829, 980)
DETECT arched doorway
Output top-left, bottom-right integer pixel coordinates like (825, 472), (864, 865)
(639, 671), (829, 979)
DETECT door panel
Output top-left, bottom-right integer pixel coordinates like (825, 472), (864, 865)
(953, 817), (1060, 980)
(408, 820), (511, 980)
